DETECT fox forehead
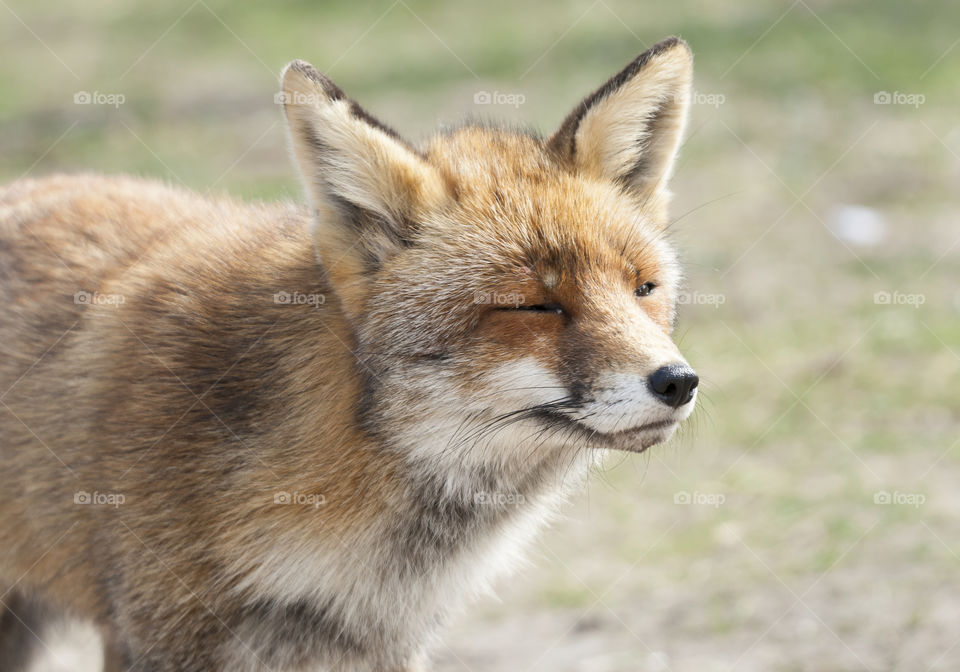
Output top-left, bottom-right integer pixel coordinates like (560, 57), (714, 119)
(412, 126), (677, 294)
(363, 139), (681, 358)
(424, 126), (558, 187)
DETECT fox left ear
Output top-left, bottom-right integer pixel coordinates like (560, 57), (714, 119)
(548, 37), (693, 213)
(281, 60), (447, 323)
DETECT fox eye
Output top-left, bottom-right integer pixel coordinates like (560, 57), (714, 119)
(635, 282), (656, 297)
(498, 303), (564, 314)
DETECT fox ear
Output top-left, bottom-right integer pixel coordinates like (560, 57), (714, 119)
(548, 37), (692, 214)
(281, 60), (445, 318)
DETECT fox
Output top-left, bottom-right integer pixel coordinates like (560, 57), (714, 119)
(0, 36), (698, 671)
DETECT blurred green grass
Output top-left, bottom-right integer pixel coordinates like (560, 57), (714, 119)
(2, 0), (959, 669)
(4, 0), (960, 195)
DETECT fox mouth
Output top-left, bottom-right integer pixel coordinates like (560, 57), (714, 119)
(532, 410), (677, 452)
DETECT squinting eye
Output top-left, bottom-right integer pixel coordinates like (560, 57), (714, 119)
(634, 282), (656, 297)
(499, 303), (564, 314)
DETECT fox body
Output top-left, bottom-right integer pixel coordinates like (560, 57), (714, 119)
(0, 38), (697, 671)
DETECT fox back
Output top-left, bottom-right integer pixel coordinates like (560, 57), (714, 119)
(0, 37), (697, 671)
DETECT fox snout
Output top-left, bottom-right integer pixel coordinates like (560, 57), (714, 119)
(555, 314), (697, 443)
(567, 361), (697, 440)
(648, 363), (699, 409)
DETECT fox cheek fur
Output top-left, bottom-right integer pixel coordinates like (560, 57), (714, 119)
(0, 37), (694, 671)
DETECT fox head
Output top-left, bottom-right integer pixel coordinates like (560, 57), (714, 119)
(282, 37), (697, 487)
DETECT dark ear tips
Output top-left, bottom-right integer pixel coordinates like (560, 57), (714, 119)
(548, 36), (692, 162)
(608, 37), (692, 96)
(636, 36), (691, 63)
(649, 36), (688, 54)
(281, 60), (345, 102)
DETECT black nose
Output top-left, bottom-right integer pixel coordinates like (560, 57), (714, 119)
(648, 364), (699, 408)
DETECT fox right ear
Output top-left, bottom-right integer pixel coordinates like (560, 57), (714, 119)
(281, 60), (446, 320)
(548, 37), (693, 219)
